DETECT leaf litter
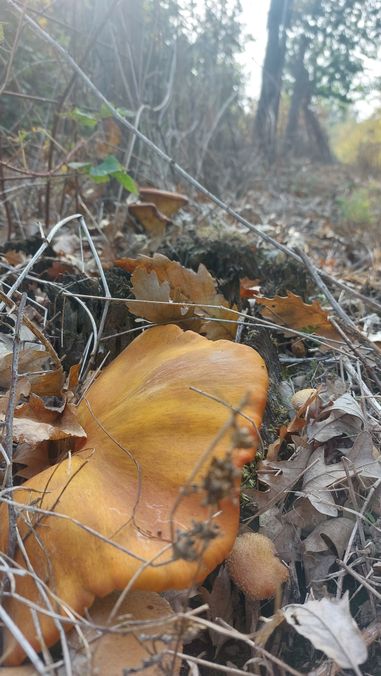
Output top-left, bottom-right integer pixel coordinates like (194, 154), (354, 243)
(283, 593), (368, 669)
(1, 176), (381, 675)
(116, 253), (238, 339)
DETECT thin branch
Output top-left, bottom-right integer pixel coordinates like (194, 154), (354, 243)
(0, 1), (26, 95)
(0, 138), (14, 238)
(7, 0), (381, 314)
(1, 89), (58, 103)
(1, 293), (27, 566)
(296, 246), (381, 363)
(0, 604), (46, 672)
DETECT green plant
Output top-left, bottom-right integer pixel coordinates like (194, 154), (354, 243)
(336, 187), (373, 225)
(68, 154), (138, 191)
(66, 106), (138, 192)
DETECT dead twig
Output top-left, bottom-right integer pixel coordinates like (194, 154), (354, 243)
(0, 138), (14, 238)
(1, 293), (27, 567)
(7, 0), (381, 316)
(296, 246), (381, 365)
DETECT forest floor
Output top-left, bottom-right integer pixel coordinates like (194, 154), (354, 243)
(0, 160), (381, 675)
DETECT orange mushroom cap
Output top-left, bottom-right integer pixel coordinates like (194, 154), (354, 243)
(0, 325), (268, 665)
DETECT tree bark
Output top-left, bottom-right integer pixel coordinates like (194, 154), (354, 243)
(303, 105), (334, 163)
(283, 35), (309, 154)
(253, 0), (292, 161)
(283, 35), (334, 163)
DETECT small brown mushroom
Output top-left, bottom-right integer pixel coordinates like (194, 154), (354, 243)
(128, 202), (170, 236)
(138, 188), (188, 217)
(290, 388), (318, 411)
(226, 532), (289, 600)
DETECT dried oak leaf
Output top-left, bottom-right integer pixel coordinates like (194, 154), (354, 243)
(8, 400), (87, 479)
(244, 450), (312, 513)
(301, 448), (347, 517)
(256, 291), (341, 343)
(307, 393), (365, 443)
(0, 342), (46, 390)
(200, 565), (233, 652)
(0, 334), (64, 396)
(301, 435), (381, 517)
(116, 253), (237, 339)
(283, 593), (367, 669)
(303, 517), (354, 558)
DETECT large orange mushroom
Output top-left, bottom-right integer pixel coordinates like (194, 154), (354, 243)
(0, 325), (268, 665)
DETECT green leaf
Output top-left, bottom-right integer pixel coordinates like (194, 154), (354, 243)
(98, 103), (114, 119)
(67, 161), (92, 171)
(0, 23), (4, 44)
(99, 103), (134, 119)
(89, 154), (121, 177)
(69, 108), (97, 128)
(90, 174), (110, 184)
(17, 130), (28, 144)
(111, 170), (138, 193)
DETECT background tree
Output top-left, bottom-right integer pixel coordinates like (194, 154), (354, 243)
(256, 0), (381, 161)
(284, 0), (381, 159)
(0, 0), (247, 221)
(253, 0), (292, 161)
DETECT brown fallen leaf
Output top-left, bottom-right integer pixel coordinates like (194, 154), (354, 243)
(2, 250), (27, 266)
(116, 253), (237, 339)
(301, 448), (347, 517)
(259, 508), (302, 562)
(200, 566), (233, 652)
(240, 277), (261, 298)
(0, 334), (64, 396)
(29, 366), (65, 397)
(256, 291), (342, 343)
(283, 593), (367, 669)
(0, 378), (31, 415)
(301, 435), (381, 517)
(244, 450), (312, 514)
(0, 343), (47, 390)
(15, 392), (65, 423)
(9, 403), (87, 479)
(283, 497), (328, 531)
(308, 393), (365, 444)
(60, 590), (182, 676)
(303, 517), (354, 558)
(346, 430), (381, 479)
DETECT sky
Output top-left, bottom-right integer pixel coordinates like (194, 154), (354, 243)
(238, 0), (270, 100)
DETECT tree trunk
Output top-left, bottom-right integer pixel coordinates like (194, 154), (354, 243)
(253, 0), (292, 161)
(303, 105), (334, 163)
(283, 34), (334, 163)
(283, 35), (309, 154)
